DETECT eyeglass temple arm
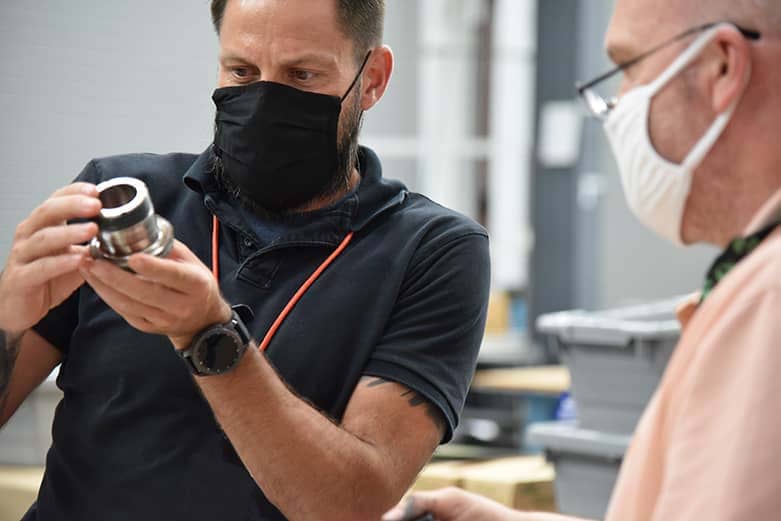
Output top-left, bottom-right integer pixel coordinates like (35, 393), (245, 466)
(577, 22), (760, 94)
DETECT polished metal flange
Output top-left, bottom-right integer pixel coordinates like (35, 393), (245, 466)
(89, 177), (174, 269)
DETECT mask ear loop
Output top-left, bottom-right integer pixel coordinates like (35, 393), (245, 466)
(340, 50), (373, 102)
(646, 23), (730, 96)
(682, 27), (751, 170)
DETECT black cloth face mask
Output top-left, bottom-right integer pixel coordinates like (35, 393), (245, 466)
(212, 52), (371, 212)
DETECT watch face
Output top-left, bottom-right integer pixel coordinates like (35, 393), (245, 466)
(195, 330), (240, 374)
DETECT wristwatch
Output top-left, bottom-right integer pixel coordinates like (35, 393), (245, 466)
(178, 305), (253, 376)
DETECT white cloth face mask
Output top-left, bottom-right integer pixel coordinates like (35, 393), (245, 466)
(603, 24), (743, 245)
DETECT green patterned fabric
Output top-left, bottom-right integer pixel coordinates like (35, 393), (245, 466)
(701, 220), (781, 303)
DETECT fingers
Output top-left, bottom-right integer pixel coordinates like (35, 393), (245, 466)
(47, 269), (89, 309)
(80, 242), (228, 342)
(383, 488), (478, 521)
(383, 494), (430, 521)
(81, 264), (178, 327)
(50, 182), (99, 199)
(15, 252), (90, 289)
(16, 194), (101, 240)
(113, 310), (158, 335)
(165, 240), (201, 263)
(84, 260), (189, 314)
(15, 222), (98, 263)
(0, 184), (99, 332)
(127, 249), (208, 293)
(68, 245), (91, 255)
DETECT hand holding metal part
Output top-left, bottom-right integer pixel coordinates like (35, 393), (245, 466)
(383, 488), (528, 521)
(0, 183), (101, 334)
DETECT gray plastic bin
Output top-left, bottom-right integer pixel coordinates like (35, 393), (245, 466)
(537, 298), (683, 434)
(527, 422), (630, 520)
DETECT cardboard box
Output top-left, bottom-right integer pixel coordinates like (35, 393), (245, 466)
(460, 456), (555, 511)
(412, 460), (470, 491)
(413, 456), (556, 512)
(0, 466), (43, 521)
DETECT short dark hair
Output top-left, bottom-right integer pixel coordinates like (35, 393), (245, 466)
(210, 0), (384, 62)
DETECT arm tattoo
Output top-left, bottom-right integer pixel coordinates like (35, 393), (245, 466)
(401, 389), (446, 433)
(361, 377), (447, 434)
(0, 330), (23, 417)
(362, 377), (392, 389)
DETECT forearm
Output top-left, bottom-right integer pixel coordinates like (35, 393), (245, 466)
(196, 346), (397, 521)
(0, 329), (24, 423)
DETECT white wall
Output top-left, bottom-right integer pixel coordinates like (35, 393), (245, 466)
(0, 1), (218, 268)
(0, 0), (424, 270)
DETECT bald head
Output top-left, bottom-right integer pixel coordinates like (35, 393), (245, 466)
(607, 0), (776, 68)
(689, 0), (781, 35)
(605, 0), (781, 246)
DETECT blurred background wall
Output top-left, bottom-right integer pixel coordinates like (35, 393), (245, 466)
(0, 0), (717, 349)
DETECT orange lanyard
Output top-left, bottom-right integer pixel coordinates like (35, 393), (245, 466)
(211, 215), (354, 351)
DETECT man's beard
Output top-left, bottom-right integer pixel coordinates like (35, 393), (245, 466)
(210, 89), (364, 219)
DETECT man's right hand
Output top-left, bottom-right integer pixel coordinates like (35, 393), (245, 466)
(383, 488), (523, 521)
(0, 183), (101, 334)
(383, 488), (592, 521)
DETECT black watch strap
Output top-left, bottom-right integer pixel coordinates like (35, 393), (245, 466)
(230, 304), (253, 344)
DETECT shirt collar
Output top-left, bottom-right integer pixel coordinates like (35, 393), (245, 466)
(350, 146), (408, 231)
(743, 188), (781, 235)
(680, 188), (781, 327)
(675, 292), (701, 329)
(182, 145), (408, 241)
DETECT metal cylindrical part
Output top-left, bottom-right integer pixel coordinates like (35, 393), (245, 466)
(90, 177), (174, 268)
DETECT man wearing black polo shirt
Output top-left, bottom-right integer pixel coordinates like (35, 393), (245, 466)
(0, 1), (490, 520)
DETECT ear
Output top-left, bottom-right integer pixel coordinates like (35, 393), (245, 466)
(359, 45), (394, 111)
(711, 27), (753, 113)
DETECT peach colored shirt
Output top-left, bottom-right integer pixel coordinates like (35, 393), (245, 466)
(603, 189), (781, 521)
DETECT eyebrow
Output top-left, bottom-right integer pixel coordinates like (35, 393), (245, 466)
(278, 53), (338, 69)
(218, 49), (338, 70)
(219, 50), (253, 64)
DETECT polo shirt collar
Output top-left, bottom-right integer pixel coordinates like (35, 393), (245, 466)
(349, 146), (408, 231)
(182, 145), (408, 245)
(683, 187), (781, 319)
(743, 188), (781, 235)
(673, 189), (781, 328)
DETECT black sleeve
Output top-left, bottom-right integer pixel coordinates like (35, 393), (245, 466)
(32, 160), (102, 355)
(362, 232), (490, 443)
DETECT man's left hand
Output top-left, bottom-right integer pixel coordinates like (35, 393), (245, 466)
(81, 240), (231, 350)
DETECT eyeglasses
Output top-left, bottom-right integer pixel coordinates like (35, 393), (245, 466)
(576, 22), (761, 120)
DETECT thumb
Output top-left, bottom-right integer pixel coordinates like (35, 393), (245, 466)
(165, 240), (198, 263)
(49, 253), (92, 307)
